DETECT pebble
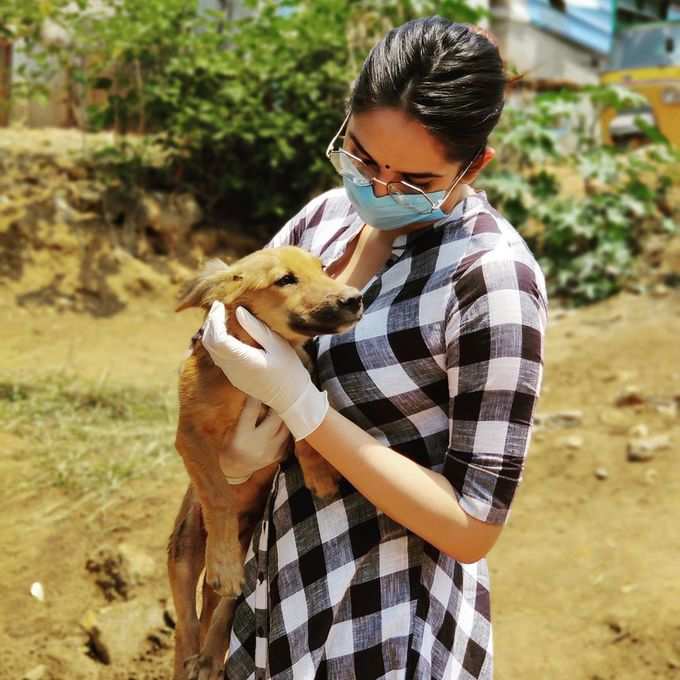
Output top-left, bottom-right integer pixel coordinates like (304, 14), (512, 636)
(599, 408), (629, 431)
(627, 434), (672, 462)
(561, 435), (583, 450)
(22, 666), (47, 680)
(628, 423), (649, 438)
(656, 401), (678, 418)
(651, 283), (669, 298)
(534, 410), (584, 429)
(615, 386), (645, 407)
(594, 467), (609, 480)
(30, 582), (45, 602)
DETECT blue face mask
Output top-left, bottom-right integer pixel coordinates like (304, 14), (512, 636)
(343, 177), (451, 230)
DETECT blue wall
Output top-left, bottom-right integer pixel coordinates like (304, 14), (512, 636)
(527, 0), (615, 55)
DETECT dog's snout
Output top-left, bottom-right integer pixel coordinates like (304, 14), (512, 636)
(338, 294), (362, 312)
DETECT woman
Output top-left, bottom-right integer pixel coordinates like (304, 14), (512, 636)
(203, 17), (548, 680)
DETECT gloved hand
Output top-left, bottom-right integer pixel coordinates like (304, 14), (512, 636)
(202, 301), (329, 441)
(220, 395), (290, 484)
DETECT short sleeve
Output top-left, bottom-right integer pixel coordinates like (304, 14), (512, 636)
(442, 254), (548, 525)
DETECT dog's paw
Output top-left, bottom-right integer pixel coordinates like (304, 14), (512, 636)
(205, 557), (244, 599)
(184, 653), (225, 680)
(306, 468), (341, 499)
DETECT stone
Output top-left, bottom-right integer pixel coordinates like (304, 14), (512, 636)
(534, 410), (583, 429)
(22, 665), (48, 680)
(628, 423), (649, 438)
(615, 386), (645, 407)
(79, 598), (167, 666)
(561, 435), (583, 450)
(117, 543), (156, 585)
(599, 409), (629, 432)
(656, 401), (678, 418)
(627, 434), (672, 462)
(651, 283), (669, 298)
(594, 467), (609, 480)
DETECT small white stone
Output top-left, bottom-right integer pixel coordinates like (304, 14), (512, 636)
(627, 434), (672, 462)
(594, 467), (609, 480)
(30, 582), (45, 602)
(628, 423), (649, 438)
(561, 435), (583, 450)
(656, 401), (678, 418)
(535, 410), (583, 429)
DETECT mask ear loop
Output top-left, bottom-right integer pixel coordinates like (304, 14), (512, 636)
(432, 144), (485, 211)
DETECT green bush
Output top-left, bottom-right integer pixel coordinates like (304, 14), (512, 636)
(480, 86), (679, 305)
(4, 0), (481, 233)
(6, 2), (678, 306)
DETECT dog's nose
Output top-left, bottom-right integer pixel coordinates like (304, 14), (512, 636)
(338, 294), (362, 312)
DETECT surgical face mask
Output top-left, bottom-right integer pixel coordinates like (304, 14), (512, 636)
(343, 176), (456, 231)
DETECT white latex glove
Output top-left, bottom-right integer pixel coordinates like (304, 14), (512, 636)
(202, 301), (329, 441)
(220, 395), (290, 484)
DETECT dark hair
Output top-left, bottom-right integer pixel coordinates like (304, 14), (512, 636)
(349, 17), (507, 165)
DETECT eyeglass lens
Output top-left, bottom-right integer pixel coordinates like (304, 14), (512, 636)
(330, 147), (428, 197)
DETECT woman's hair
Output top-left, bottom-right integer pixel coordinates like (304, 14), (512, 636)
(349, 17), (507, 165)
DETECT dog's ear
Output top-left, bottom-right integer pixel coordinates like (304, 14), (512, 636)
(175, 258), (245, 312)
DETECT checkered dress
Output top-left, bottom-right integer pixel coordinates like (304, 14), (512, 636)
(224, 187), (548, 680)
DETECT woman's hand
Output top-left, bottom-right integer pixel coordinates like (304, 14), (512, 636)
(202, 301), (329, 441)
(220, 396), (290, 484)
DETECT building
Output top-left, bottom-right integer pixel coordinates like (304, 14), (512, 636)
(3, 0), (680, 127)
(491, 0), (680, 83)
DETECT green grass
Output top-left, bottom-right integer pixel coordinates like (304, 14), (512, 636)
(0, 372), (182, 498)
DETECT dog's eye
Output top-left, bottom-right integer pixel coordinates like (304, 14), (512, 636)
(275, 273), (298, 287)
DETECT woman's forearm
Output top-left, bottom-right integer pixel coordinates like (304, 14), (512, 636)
(304, 406), (503, 563)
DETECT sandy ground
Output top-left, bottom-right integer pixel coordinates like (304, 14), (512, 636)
(1, 128), (679, 680)
(2, 273), (680, 680)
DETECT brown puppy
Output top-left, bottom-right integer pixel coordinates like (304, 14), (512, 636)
(167, 246), (363, 680)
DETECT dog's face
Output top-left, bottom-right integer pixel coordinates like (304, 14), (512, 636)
(176, 246), (363, 343)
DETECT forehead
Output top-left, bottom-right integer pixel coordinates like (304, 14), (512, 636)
(347, 107), (453, 173)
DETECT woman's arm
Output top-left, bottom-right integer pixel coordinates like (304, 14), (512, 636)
(305, 406), (503, 564)
(202, 251), (548, 564)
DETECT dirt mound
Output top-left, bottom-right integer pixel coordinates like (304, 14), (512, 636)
(0, 127), (262, 317)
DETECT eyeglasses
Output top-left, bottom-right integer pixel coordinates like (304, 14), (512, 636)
(325, 111), (482, 214)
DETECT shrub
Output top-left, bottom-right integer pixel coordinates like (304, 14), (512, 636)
(480, 86), (679, 305)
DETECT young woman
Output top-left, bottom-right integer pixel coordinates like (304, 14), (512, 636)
(202, 17), (549, 680)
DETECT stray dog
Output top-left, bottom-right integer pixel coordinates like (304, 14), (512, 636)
(167, 246), (363, 680)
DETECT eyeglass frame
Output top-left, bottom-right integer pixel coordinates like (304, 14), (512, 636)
(325, 111), (484, 214)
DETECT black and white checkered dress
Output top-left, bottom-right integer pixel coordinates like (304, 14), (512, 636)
(224, 187), (548, 680)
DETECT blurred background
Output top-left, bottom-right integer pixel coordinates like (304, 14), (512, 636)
(0, 1), (678, 679)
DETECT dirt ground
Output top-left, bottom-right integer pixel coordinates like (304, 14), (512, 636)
(1, 129), (679, 680)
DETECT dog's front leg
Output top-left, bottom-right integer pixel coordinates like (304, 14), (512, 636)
(176, 427), (245, 598)
(184, 596), (237, 680)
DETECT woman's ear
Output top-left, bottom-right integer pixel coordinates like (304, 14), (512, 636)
(465, 146), (496, 184)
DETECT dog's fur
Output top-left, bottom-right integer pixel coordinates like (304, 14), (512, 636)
(166, 246), (363, 680)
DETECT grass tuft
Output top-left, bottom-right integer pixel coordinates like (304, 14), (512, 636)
(0, 372), (181, 498)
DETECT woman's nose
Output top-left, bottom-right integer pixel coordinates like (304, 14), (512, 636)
(371, 180), (390, 198)
(371, 168), (399, 198)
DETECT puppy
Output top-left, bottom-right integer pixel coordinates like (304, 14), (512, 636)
(167, 246), (363, 680)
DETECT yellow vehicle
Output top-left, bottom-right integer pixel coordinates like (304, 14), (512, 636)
(600, 21), (680, 147)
